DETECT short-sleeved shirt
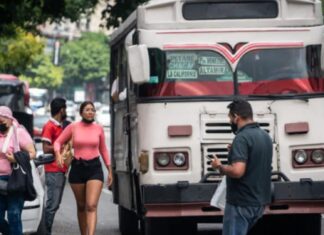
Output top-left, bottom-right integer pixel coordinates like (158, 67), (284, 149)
(42, 118), (67, 173)
(226, 122), (273, 207)
(0, 126), (33, 175)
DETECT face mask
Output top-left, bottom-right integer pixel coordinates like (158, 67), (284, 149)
(230, 122), (238, 135)
(82, 118), (94, 124)
(61, 113), (67, 121)
(0, 123), (8, 133)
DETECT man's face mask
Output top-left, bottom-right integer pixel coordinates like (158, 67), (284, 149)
(61, 113), (67, 121)
(230, 115), (238, 135)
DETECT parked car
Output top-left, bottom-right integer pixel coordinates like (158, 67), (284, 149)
(0, 75), (33, 136)
(97, 105), (110, 127)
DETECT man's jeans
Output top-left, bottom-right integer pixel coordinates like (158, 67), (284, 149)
(222, 203), (264, 235)
(0, 176), (24, 235)
(45, 172), (66, 235)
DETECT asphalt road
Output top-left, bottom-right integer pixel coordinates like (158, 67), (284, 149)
(51, 184), (223, 235)
(52, 185), (119, 235)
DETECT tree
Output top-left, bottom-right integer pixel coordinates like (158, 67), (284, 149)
(60, 32), (110, 86)
(102, 0), (149, 28)
(0, 0), (99, 36)
(0, 28), (44, 75)
(20, 54), (64, 89)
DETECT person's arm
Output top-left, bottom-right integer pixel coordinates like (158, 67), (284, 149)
(211, 157), (246, 178)
(211, 135), (248, 179)
(22, 143), (36, 159)
(6, 143), (36, 162)
(42, 141), (54, 154)
(98, 126), (113, 186)
(41, 122), (54, 154)
(17, 127), (36, 159)
(111, 78), (119, 102)
(54, 124), (73, 168)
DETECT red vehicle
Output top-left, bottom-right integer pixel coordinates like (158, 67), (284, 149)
(0, 74), (32, 135)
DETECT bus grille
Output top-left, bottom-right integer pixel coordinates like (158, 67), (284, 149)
(201, 113), (274, 141)
(202, 144), (229, 181)
(201, 113), (275, 181)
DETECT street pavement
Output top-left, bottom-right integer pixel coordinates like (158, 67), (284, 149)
(52, 185), (120, 235)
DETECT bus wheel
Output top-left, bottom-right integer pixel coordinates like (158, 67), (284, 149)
(144, 218), (169, 235)
(118, 206), (139, 235)
(173, 220), (197, 235)
(249, 214), (321, 235)
(144, 218), (197, 235)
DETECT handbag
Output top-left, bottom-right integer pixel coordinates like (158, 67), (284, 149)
(62, 127), (74, 168)
(210, 176), (227, 210)
(7, 163), (27, 194)
(62, 141), (73, 168)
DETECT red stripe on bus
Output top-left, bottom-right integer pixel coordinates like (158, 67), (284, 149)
(163, 42), (304, 63)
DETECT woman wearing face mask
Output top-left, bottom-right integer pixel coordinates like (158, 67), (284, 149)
(0, 106), (36, 235)
(54, 101), (112, 235)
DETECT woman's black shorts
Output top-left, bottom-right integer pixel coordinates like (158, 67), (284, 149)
(68, 157), (104, 184)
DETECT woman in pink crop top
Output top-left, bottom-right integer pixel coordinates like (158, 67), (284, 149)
(54, 101), (112, 235)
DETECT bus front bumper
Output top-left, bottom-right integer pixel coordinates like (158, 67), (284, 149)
(142, 180), (324, 218)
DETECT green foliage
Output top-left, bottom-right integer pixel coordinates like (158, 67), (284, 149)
(0, 29), (44, 75)
(20, 54), (64, 89)
(102, 0), (149, 28)
(0, 0), (99, 36)
(60, 32), (110, 86)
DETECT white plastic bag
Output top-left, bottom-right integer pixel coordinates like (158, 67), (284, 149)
(210, 177), (227, 210)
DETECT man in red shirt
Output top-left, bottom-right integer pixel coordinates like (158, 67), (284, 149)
(41, 97), (68, 235)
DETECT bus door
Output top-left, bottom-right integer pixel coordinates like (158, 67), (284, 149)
(112, 48), (138, 213)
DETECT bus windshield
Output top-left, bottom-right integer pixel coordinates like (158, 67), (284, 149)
(137, 46), (324, 98)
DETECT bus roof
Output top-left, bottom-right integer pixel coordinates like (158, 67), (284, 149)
(110, 0), (323, 43)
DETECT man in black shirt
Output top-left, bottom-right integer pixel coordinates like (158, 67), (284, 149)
(211, 99), (272, 235)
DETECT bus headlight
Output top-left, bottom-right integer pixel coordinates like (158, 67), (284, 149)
(311, 150), (324, 164)
(173, 153), (186, 167)
(156, 153), (170, 167)
(294, 150), (307, 164)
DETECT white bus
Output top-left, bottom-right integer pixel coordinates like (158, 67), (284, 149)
(109, 1), (324, 234)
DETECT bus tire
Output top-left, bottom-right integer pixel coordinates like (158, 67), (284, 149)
(249, 214), (321, 235)
(118, 206), (139, 235)
(144, 218), (197, 235)
(144, 218), (169, 235)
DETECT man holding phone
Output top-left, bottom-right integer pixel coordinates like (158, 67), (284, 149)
(211, 99), (272, 235)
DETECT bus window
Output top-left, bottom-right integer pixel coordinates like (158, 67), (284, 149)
(183, 1), (278, 20)
(237, 47), (324, 95)
(138, 49), (234, 98)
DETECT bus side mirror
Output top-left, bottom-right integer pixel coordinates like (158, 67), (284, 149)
(127, 45), (150, 84)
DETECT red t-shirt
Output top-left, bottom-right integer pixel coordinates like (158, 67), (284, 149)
(42, 118), (67, 173)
